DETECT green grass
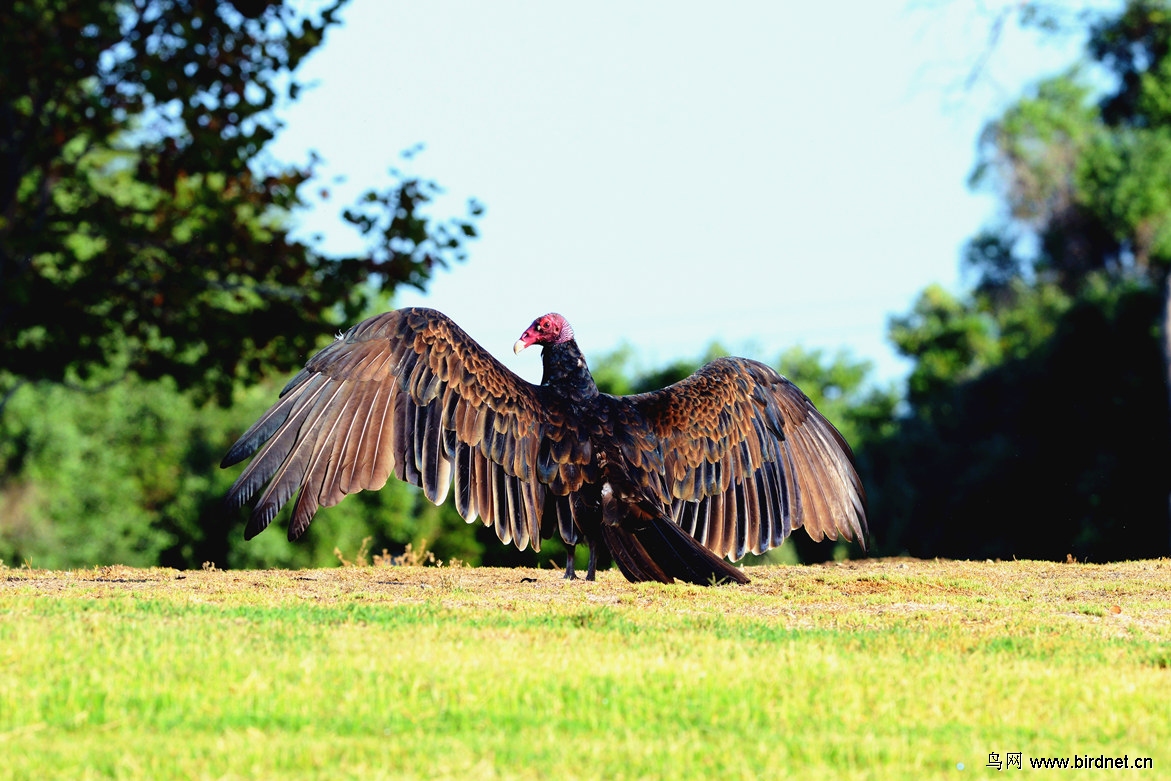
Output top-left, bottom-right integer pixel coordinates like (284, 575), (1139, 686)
(1, 559), (1169, 780)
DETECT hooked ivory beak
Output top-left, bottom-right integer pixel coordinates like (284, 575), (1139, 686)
(513, 338), (529, 355)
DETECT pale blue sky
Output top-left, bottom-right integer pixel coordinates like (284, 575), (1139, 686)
(270, 1), (1094, 385)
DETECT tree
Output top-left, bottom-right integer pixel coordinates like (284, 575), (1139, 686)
(975, 0), (1171, 549)
(0, 0), (482, 406)
(871, 0), (1171, 560)
(0, 372), (488, 569)
(875, 277), (1169, 560)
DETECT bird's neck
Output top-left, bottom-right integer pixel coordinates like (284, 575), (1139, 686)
(541, 340), (598, 402)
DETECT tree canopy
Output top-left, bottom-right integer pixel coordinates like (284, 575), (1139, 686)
(0, 0), (481, 405)
(967, 0), (1171, 291)
(867, 0), (1171, 561)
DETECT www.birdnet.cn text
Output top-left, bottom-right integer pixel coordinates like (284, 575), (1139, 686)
(978, 752), (1154, 771)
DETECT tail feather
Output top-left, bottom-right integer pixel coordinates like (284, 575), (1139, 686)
(601, 523), (672, 583)
(604, 508), (749, 585)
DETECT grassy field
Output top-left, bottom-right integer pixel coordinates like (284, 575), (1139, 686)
(1, 558), (1169, 780)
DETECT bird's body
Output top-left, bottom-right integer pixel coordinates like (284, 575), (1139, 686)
(222, 308), (868, 585)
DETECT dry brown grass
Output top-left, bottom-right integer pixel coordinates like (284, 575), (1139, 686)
(6, 557), (1170, 640)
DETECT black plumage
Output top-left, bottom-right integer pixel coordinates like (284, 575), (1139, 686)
(222, 308), (868, 585)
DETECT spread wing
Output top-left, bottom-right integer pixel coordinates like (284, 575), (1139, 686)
(616, 357), (868, 561)
(221, 307), (552, 550)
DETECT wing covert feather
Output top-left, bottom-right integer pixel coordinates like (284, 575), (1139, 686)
(624, 357), (868, 560)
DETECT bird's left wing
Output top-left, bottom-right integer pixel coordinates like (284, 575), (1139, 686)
(221, 307), (551, 550)
(617, 357), (868, 560)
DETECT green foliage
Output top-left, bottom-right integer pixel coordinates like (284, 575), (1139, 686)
(0, 0), (481, 404)
(889, 282), (1071, 414)
(588, 343), (639, 396)
(0, 0), (488, 570)
(875, 278), (1171, 561)
(971, 73), (1100, 224)
(0, 372), (484, 570)
(870, 0), (1171, 562)
(973, 0), (1171, 282)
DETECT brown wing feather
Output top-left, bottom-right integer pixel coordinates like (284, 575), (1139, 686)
(222, 307), (552, 547)
(620, 357), (867, 560)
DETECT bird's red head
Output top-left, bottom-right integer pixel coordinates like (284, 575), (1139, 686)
(514, 313), (574, 354)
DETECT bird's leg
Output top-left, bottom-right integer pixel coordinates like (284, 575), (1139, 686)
(562, 544), (578, 580)
(585, 540), (598, 581)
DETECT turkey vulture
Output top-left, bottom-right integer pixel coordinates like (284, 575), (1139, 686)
(221, 308), (868, 585)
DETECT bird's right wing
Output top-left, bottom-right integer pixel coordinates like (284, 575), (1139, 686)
(221, 307), (558, 550)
